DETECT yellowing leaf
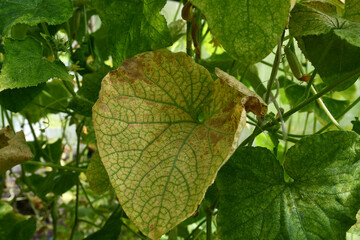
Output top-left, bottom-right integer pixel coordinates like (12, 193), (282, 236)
(0, 126), (33, 174)
(92, 50), (267, 239)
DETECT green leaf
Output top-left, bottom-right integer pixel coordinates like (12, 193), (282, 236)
(0, 84), (45, 112)
(289, 3), (360, 90)
(345, 0), (360, 23)
(93, 50), (267, 239)
(84, 206), (123, 240)
(352, 117), (360, 135)
(217, 131), (360, 240)
(86, 152), (111, 194)
(0, 126), (34, 174)
(0, 0), (73, 35)
(0, 202), (36, 240)
(21, 79), (71, 123)
(52, 171), (79, 195)
(190, 0), (290, 64)
(91, 0), (172, 66)
(0, 38), (71, 91)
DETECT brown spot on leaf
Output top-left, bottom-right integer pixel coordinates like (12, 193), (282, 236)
(244, 96), (264, 116)
(210, 132), (222, 147)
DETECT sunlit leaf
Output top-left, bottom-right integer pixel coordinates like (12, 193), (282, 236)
(0, 38), (71, 91)
(191, 0), (290, 64)
(93, 50), (267, 239)
(0, 0), (73, 35)
(90, 0), (172, 66)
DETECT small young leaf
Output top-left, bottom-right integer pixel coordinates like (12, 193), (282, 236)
(0, 126), (33, 174)
(93, 49), (267, 239)
(217, 131), (360, 240)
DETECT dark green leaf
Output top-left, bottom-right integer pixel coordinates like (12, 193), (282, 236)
(84, 206), (123, 240)
(78, 67), (110, 103)
(52, 171), (79, 195)
(91, 0), (172, 66)
(191, 0), (290, 64)
(43, 139), (63, 164)
(86, 152), (111, 194)
(21, 79), (71, 123)
(217, 131), (360, 240)
(0, 38), (71, 91)
(0, 202), (36, 240)
(0, 84), (45, 112)
(289, 3), (360, 91)
(0, 0), (73, 35)
(352, 117), (360, 135)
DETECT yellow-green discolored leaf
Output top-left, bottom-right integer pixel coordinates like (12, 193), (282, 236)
(0, 126), (34, 174)
(92, 50), (267, 239)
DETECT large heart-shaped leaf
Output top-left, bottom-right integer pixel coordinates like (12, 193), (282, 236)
(217, 131), (360, 239)
(289, 3), (360, 90)
(92, 50), (267, 239)
(190, 0), (290, 65)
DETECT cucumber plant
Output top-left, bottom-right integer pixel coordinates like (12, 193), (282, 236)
(0, 0), (360, 239)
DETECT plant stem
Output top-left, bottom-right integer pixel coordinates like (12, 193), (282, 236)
(69, 123), (83, 240)
(185, 218), (207, 240)
(186, 21), (193, 56)
(282, 66), (360, 120)
(41, 22), (55, 58)
(23, 161), (86, 172)
(241, 66), (360, 146)
(79, 182), (106, 218)
(51, 197), (59, 240)
(260, 60), (285, 72)
(313, 112), (317, 133)
(302, 70), (317, 100)
(0, 173), (5, 198)
(264, 31), (284, 104)
(173, 0), (183, 22)
(317, 95), (360, 133)
(302, 112), (310, 135)
(3, 110), (14, 130)
(206, 209), (212, 240)
(311, 85), (343, 130)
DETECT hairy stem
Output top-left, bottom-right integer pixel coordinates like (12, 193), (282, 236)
(311, 85), (343, 130)
(317, 95), (360, 133)
(264, 31), (284, 104)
